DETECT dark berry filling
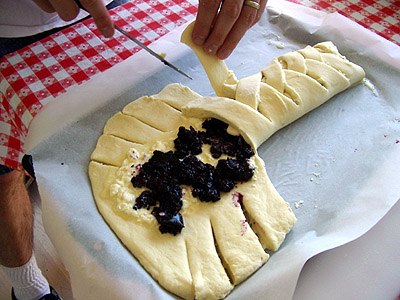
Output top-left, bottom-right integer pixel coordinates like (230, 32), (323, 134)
(152, 207), (184, 236)
(174, 126), (202, 159)
(200, 118), (254, 159)
(131, 118), (255, 235)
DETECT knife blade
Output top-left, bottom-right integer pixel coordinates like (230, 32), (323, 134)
(113, 24), (192, 79)
(74, 0), (192, 79)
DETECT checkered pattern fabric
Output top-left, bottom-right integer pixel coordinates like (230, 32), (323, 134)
(0, 0), (399, 170)
(288, 0), (400, 45)
(0, 0), (198, 170)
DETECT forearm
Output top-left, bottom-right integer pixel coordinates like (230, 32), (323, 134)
(0, 170), (33, 267)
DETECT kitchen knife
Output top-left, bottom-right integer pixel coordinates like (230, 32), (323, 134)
(74, 0), (192, 79)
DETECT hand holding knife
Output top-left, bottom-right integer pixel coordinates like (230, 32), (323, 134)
(74, 0), (192, 79)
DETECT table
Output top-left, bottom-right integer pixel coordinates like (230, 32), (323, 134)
(0, 0), (198, 170)
(1, 1), (399, 299)
(0, 0), (399, 171)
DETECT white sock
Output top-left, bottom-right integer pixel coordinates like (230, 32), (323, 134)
(1, 254), (50, 300)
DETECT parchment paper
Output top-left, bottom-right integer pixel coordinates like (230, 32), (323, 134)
(28, 1), (400, 299)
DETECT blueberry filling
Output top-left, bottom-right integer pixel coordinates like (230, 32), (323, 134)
(174, 126), (202, 159)
(200, 118), (254, 159)
(131, 118), (255, 235)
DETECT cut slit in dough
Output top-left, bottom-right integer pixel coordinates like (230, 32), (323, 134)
(181, 21), (365, 142)
(89, 84), (296, 300)
(89, 25), (365, 299)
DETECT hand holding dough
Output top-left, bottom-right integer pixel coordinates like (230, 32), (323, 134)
(182, 21), (365, 143)
(191, 0), (267, 60)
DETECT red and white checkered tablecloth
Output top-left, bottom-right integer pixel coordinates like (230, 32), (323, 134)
(0, 0), (198, 171)
(288, 0), (400, 45)
(0, 0), (399, 171)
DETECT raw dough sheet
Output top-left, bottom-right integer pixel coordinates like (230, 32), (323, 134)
(28, 1), (400, 299)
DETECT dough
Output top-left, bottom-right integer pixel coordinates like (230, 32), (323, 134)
(181, 21), (365, 141)
(89, 84), (296, 299)
(89, 29), (365, 299)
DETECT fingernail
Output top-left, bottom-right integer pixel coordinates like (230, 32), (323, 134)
(193, 36), (206, 45)
(219, 49), (232, 59)
(100, 26), (114, 38)
(206, 45), (219, 55)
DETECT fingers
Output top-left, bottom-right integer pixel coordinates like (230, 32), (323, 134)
(32, 0), (56, 13)
(79, 0), (115, 37)
(205, 0), (244, 57)
(33, 0), (80, 21)
(192, 0), (220, 46)
(193, 0), (267, 60)
(32, 0), (114, 38)
(193, 0), (242, 55)
(216, 0), (266, 59)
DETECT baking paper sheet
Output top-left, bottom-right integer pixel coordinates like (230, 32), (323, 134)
(28, 1), (400, 299)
